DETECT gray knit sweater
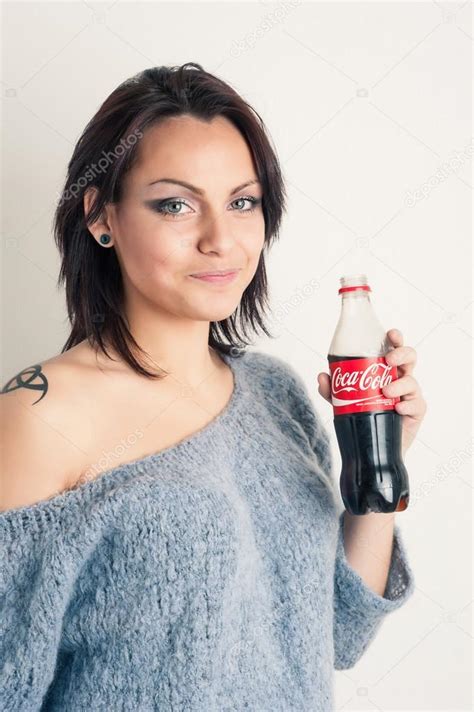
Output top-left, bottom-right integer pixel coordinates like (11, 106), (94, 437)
(0, 348), (415, 711)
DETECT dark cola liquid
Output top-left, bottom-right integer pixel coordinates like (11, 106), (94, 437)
(328, 354), (410, 515)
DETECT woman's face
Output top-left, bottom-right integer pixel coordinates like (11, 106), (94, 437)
(101, 114), (266, 323)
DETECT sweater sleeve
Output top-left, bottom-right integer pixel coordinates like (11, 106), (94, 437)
(278, 356), (416, 670)
(309, 395), (417, 670)
(0, 507), (74, 710)
(333, 508), (415, 669)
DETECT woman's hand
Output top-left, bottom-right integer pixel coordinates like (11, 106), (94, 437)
(317, 328), (427, 455)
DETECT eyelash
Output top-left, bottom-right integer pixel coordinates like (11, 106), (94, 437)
(151, 196), (262, 219)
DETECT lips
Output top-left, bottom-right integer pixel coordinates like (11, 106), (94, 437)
(189, 270), (240, 284)
(190, 269), (239, 277)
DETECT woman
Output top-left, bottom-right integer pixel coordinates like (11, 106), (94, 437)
(0, 63), (426, 710)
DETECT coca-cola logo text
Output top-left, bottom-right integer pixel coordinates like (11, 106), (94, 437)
(332, 362), (394, 395)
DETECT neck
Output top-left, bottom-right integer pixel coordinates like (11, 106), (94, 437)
(100, 317), (220, 388)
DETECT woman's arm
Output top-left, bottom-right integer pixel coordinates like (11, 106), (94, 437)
(342, 510), (396, 597)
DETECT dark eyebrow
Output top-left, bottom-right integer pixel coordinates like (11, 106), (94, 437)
(146, 178), (261, 196)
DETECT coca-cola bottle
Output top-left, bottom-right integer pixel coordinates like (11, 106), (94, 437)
(328, 274), (410, 515)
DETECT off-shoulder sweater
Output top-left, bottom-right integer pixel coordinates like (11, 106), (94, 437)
(0, 348), (415, 711)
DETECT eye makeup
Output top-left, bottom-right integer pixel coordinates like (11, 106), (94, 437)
(145, 196), (262, 219)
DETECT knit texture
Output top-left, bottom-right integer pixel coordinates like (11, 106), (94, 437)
(0, 348), (415, 711)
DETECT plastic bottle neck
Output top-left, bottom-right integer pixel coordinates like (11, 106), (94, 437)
(340, 292), (373, 316)
(329, 282), (387, 357)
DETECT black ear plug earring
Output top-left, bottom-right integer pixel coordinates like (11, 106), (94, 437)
(99, 233), (111, 246)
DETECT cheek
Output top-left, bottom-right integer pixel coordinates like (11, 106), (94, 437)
(237, 212), (265, 246)
(246, 221), (266, 260)
(121, 247), (183, 308)
(119, 222), (188, 279)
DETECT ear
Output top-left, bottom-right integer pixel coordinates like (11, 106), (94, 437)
(83, 187), (113, 242)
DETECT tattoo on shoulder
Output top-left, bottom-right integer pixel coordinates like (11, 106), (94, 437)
(1, 364), (49, 404)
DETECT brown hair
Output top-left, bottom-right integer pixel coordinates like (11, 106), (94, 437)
(53, 62), (287, 379)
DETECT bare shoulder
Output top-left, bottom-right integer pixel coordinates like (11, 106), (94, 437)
(0, 346), (94, 512)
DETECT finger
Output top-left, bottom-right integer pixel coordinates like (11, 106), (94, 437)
(385, 345), (417, 376)
(382, 374), (420, 399)
(394, 397), (427, 419)
(317, 372), (331, 403)
(387, 328), (404, 348)
(317, 373), (331, 394)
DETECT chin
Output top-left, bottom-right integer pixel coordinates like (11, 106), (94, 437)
(189, 299), (240, 322)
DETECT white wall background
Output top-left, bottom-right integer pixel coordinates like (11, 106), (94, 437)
(2, 1), (472, 710)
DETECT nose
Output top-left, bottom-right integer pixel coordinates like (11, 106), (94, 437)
(197, 208), (235, 254)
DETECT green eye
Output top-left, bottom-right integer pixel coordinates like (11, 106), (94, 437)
(151, 199), (190, 218)
(231, 197), (262, 212)
(146, 195), (262, 219)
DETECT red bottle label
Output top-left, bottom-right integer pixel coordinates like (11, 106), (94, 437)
(328, 357), (400, 415)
